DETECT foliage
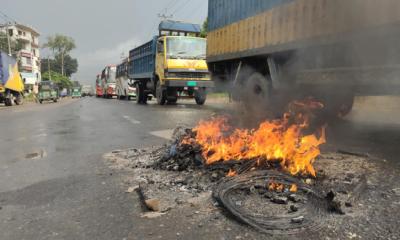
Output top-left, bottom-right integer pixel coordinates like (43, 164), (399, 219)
(200, 18), (208, 38)
(42, 71), (73, 89)
(41, 55), (78, 77)
(43, 34), (76, 75)
(0, 32), (25, 55)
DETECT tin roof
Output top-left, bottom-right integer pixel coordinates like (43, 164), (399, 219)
(159, 20), (201, 34)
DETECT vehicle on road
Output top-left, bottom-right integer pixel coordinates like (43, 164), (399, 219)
(207, 0), (400, 116)
(101, 65), (117, 98)
(82, 85), (93, 97)
(116, 58), (136, 100)
(0, 52), (24, 106)
(38, 81), (59, 104)
(60, 88), (68, 98)
(71, 86), (82, 98)
(128, 20), (214, 105)
(95, 74), (103, 98)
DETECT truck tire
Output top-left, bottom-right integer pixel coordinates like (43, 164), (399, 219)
(54, 98), (58, 103)
(156, 81), (166, 105)
(15, 93), (23, 105)
(136, 82), (147, 104)
(242, 72), (272, 113)
(317, 91), (355, 118)
(194, 88), (207, 105)
(4, 98), (12, 106)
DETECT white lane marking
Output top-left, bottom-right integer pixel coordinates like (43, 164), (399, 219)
(149, 129), (174, 140)
(123, 115), (141, 124)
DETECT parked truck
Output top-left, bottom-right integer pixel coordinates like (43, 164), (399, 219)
(101, 65), (117, 98)
(207, 0), (400, 116)
(116, 58), (136, 100)
(0, 52), (24, 106)
(128, 20), (214, 105)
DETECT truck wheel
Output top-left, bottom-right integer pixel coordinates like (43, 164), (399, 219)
(194, 88), (207, 105)
(167, 97), (178, 104)
(156, 81), (166, 105)
(136, 82), (146, 104)
(54, 98), (58, 103)
(4, 98), (12, 106)
(239, 72), (277, 117)
(318, 92), (355, 119)
(39, 100), (43, 104)
(15, 93), (23, 105)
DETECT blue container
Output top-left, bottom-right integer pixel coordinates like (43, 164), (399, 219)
(0, 51), (17, 85)
(128, 37), (157, 79)
(208, 0), (293, 31)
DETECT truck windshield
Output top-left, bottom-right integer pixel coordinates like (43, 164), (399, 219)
(166, 37), (206, 60)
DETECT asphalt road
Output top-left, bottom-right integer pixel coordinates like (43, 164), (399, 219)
(0, 96), (399, 240)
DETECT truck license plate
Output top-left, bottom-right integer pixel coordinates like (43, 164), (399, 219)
(187, 81), (197, 87)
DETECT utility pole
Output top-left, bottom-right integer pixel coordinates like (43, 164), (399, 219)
(158, 8), (173, 20)
(6, 22), (12, 56)
(47, 56), (52, 81)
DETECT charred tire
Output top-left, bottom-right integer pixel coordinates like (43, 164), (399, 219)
(156, 81), (166, 105)
(194, 88), (207, 105)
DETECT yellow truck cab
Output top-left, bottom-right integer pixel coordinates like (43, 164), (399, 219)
(128, 21), (214, 105)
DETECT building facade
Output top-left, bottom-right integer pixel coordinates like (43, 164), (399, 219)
(0, 23), (41, 89)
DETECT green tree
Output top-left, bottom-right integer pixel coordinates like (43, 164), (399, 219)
(200, 18), (208, 38)
(0, 32), (24, 56)
(42, 71), (73, 89)
(43, 34), (76, 76)
(41, 54), (78, 77)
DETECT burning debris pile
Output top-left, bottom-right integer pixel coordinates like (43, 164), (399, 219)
(104, 99), (400, 237)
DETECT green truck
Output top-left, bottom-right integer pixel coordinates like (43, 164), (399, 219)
(38, 81), (59, 104)
(71, 87), (82, 98)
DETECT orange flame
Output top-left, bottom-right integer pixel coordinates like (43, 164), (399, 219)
(227, 169), (237, 177)
(268, 182), (284, 192)
(183, 99), (326, 177)
(290, 184), (298, 193)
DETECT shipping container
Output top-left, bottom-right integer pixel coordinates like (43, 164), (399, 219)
(207, 0), (400, 117)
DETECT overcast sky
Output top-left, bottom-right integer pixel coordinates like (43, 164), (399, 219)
(2, 0), (208, 85)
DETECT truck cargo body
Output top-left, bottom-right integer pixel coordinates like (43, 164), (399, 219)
(207, 0), (400, 115)
(128, 21), (214, 105)
(0, 51), (24, 106)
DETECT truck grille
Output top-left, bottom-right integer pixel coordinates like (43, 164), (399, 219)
(171, 72), (209, 79)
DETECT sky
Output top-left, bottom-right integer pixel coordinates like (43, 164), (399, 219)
(1, 0), (208, 84)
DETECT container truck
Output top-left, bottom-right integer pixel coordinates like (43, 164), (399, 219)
(101, 65), (117, 98)
(128, 20), (214, 105)
(116, 58), (136, 100)
(207, 0), (400, 116)
(0, 52), (24, 106)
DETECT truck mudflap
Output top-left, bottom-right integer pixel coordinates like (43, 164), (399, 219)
(164, 80), (214, 88)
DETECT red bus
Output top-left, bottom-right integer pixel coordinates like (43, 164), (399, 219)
(95, 74), (103, 97)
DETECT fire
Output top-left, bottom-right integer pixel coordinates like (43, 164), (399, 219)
(290, 184), (298, 193)
(183, 99), (326, 177)
(268, 182), (285, 192)
(227, 169), (237, 177)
